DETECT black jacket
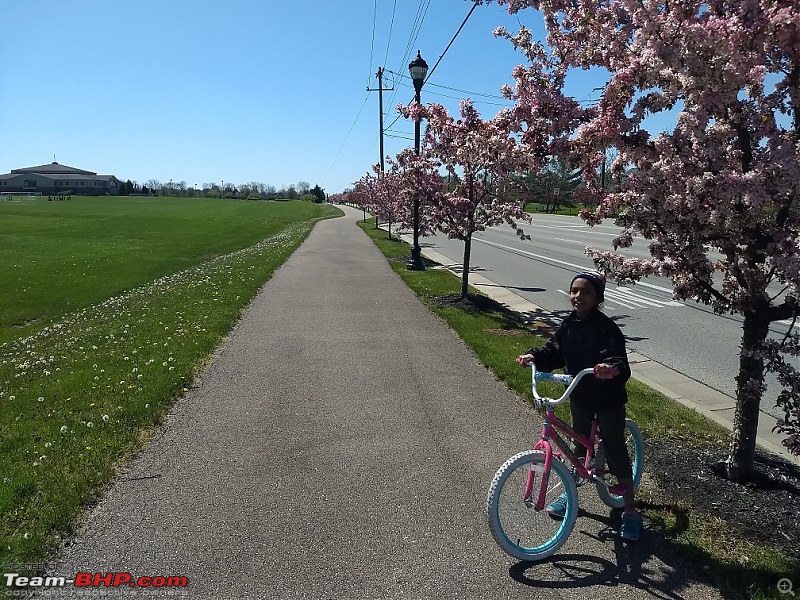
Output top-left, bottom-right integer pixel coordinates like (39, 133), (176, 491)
(527, 308), (630, 410)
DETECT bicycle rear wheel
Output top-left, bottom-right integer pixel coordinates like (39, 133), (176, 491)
(486, 450), (578, 561)
(595, 418), (645, 508)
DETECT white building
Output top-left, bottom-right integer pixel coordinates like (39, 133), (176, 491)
(0, 162), (121, 196)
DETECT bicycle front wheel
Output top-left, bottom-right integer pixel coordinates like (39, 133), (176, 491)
(595, 418), (645, 508)
(486, 450), (578, 561)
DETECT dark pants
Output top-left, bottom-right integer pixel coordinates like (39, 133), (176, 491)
(570, 403), (633, 480)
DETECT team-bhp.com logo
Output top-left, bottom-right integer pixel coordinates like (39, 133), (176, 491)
(4, 571), (188, 593)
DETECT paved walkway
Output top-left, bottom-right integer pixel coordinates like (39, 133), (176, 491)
(44, 208), (724, 599)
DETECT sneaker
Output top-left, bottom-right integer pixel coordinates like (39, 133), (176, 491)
(620, 510), (642, 541)
(546, 493), (568, 519)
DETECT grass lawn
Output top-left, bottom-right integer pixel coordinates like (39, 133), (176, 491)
(0, 196), (328, 344)
(523, 202), (581, 216)
(0, 197), (341, 573)
(357, 219), (798, 600)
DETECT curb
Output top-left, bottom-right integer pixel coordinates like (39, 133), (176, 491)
(379, 223), (800, 467)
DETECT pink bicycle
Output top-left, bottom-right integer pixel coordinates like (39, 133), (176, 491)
(486, 365), (644, 561)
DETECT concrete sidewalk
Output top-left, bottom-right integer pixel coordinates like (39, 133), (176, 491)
(42, 207), (723, 599)
(391, 227), (799, 467)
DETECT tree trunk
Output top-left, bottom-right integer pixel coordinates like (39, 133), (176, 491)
(461, 234), (472, 300)
(726, 310), (770, 482)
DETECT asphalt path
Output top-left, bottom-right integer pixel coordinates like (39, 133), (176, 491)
(40, 208), (722, 599)
(419, 214), (795, 422)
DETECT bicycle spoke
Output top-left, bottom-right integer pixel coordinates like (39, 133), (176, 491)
(487, 451), (578, 561)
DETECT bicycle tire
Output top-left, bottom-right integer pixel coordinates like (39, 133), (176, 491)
(595, 418), (645, 508)
(486, 450), (578, 561)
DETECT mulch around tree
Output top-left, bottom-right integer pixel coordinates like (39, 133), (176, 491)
(644, 440), (800, 560)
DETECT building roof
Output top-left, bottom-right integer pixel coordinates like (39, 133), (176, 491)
(11, 162), (97, 176)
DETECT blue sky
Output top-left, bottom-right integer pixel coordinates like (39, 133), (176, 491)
(1, 1), (616, 194)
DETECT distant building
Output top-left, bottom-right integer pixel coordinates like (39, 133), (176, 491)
(0, 162), (121, 196)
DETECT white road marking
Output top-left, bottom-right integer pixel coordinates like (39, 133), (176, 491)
(607, 290), (662, 308)
(616, 286), (683, 307)
(527, 223), (619, 237)
(474, 236), (681, 298)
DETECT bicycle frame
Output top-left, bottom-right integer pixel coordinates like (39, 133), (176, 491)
(527, 407), (598, 510)
(524, 365), (619, 510)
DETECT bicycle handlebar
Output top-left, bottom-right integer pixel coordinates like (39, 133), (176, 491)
(529, 364), (596, 407)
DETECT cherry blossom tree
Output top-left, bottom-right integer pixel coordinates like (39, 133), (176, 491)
(481, 0), (800, 480)
(355, 166), (407, 240)
(341, 184), (370, 222)
(391, 148), (442, 239)
(398, 99), (533, 299)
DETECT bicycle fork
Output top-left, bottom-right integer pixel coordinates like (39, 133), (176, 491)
(524, 438), (560, 511)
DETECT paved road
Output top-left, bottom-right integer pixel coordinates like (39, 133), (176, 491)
(419, 215), (795, 422)
(41, 208), (722, 599)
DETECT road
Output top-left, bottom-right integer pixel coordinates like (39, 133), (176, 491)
(419, 214), (795, 421)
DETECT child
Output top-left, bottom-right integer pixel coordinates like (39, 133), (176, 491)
(516, 271), (641, 541)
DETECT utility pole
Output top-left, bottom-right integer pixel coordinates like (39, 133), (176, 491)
(367, 67), (393, 227)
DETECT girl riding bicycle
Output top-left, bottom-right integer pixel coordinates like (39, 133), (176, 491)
(516, 271), (642, 541)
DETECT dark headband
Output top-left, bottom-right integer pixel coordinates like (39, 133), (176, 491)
(572, 272), (606, 298)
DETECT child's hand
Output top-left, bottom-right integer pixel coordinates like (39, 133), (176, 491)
(516, 354), (535, 367)
(594, 363), (618, 379)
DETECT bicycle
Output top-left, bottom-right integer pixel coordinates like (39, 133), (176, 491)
(486, 364), (645, 561)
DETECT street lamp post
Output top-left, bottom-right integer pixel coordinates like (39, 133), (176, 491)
(406, 50), (428, 271)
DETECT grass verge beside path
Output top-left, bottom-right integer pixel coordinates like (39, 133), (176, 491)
(0, 202), (341, 574)
(359, 220), (798, 600)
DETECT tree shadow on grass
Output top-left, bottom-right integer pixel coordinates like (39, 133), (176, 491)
(430, 293), (532, 332)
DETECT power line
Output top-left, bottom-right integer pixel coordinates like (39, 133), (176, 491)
(382, 0), (399, 69)
(381, 3), (485, 136)
(331, 0), (478, 189)
(322, 94), (370, 188)
(326, 0), (427, 191)
(367, 0), (377, 86)
(385, 69), (509, 101)
(385, 0), (431, 121)
(392, 81), (513, 107)
(424, 1), (478, 84)
(385, 133), (415, 141)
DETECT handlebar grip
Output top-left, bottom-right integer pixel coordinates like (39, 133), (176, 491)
(593, 364), (619, 377)
(534, 372), (573, 385)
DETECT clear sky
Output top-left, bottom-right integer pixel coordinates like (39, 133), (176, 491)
(1, 1), (617, 194)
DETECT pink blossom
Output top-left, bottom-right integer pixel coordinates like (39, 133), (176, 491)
(478, 0), (800, 462)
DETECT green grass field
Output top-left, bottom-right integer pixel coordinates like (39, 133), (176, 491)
(0, 196), (329, 344)
(0, 196), (341, 572)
